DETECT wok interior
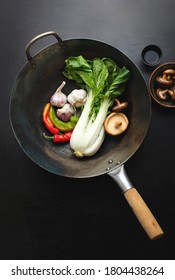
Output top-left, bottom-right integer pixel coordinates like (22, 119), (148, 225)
(10, 39), (150, 178)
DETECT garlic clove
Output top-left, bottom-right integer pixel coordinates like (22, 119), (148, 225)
(56, 103), (75, 122)
(67, 89), (87, 108)
(50, 81), (67, 107)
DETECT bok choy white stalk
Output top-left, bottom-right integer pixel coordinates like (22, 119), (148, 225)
(63, 55), (130, 157)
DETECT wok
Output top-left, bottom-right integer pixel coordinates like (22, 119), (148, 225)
(10, 31), (163, 239)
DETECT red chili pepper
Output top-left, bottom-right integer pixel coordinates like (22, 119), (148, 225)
(43, 131), (73, 143)
(42, 103), (59, 134)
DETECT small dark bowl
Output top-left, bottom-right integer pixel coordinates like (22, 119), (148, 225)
(149, 62), (175, 108)
(141, 45), (162, 67)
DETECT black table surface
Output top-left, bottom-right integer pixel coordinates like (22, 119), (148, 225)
(0, 0), (175, 260)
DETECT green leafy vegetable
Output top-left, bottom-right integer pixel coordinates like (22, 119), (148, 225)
(63, 55), (130, 157)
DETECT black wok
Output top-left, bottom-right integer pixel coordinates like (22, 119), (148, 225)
(10, 31), (163, 239)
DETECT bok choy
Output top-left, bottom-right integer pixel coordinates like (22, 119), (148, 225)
(63, 55), (130, 157)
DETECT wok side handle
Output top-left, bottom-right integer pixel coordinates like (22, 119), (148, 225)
(108, 165), (164, 240)
(25, 31), (64, 62)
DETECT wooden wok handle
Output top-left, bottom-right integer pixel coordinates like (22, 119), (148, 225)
(108, 165), (164, 240)
(124, 188), (164, 240)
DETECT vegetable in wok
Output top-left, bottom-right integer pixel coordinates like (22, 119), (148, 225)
(42, 103), (59, 134)
(43, 131), (72, 143)
(49, 105), (79, 132)
(63, 55), (130, 157)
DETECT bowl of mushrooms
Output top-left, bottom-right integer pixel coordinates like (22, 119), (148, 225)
(149, 62), (175, 107)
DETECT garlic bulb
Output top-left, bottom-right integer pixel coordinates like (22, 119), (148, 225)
(67, 89), (87, 108)
(56, 103), (75, 122)
(50, 81), (67, 107)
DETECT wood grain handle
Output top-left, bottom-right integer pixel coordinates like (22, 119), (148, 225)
(124, 188), (164, 240)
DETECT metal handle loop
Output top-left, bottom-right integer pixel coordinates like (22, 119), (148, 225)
(25, 31), (64, 61)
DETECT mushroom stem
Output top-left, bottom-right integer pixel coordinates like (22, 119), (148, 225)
(115, 121), (122, 128)
(114, 98), (121, 106)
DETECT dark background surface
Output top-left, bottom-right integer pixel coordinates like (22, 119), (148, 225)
(0, 0), (175, 260)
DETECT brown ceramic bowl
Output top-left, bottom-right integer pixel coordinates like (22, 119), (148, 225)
(149, 62), (175, 108)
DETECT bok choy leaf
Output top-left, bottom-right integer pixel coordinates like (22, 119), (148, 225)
(63, 55), (130, 157)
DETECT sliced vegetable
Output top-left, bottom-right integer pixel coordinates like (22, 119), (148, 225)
(63, 55), (130, 157)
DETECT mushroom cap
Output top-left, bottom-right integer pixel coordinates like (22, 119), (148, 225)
(172, 92), (175, 102)
(112, 99), (128, 112)
(156, 88), (168, 100)
(104, 112), (129, 136)
(156, 75), (173, 87)
(168, 84), (175, 102)
(170, 83), (175, 91)
(163, 69), (175, 75)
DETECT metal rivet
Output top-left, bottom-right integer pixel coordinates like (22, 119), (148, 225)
(117, 161), (121, 165)
(108, 159), (113, 164)
(106, 167), (111, 170)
